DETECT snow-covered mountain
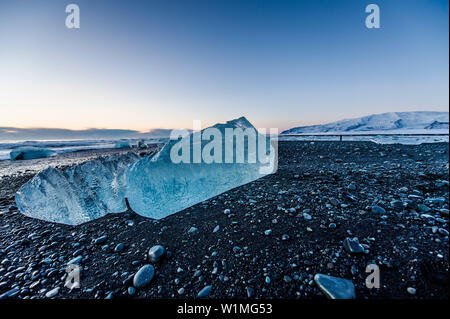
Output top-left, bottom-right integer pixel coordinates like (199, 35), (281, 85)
(281, 111), (449, 135)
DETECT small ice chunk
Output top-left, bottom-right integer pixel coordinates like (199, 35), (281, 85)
(115, 140), (132, 149)
(10, 146), (56, 161)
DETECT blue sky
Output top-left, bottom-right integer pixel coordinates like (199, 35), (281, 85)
(0, 0), (448, 133)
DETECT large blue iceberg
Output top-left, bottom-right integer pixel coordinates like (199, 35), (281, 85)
(125, 117), (276, 219)
(15, 117), (276, 225)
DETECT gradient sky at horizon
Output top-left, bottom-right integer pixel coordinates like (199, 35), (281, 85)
(0, 0), (448, 132)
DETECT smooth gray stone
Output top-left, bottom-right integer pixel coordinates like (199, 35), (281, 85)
(93, 235), (108, 244)
(133, 264), (155, 288)
(0, 287), (20, 299)
(417, 204), (431, 212)
(128, 287), (136, 295)
(343, 237), (365, 254)
(45, 287), (60, 298)
(114, 243), (125, 253)
(314, 274), (356, 299)
(391, 200), (404, 209)
(67, 255), (83, 265)
(148, 245), (165, 263)
(197, 285), (212, 298)
(188, 227), (198, 233)
(371, 205), (386, 214)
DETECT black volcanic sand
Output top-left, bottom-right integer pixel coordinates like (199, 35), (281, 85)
(0, 141), (448, 299)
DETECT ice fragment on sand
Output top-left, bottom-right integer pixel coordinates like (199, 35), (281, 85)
(125, 117), (276, 219)
(15, 152), (139, 225)
(10, 147), (56, 161)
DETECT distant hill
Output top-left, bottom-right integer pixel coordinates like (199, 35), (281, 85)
(281, 111), (449, 135)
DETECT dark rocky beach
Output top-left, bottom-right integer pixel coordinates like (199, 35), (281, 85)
(0, 141), (448, 299)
